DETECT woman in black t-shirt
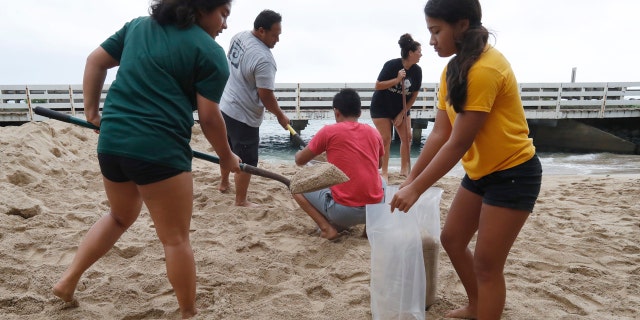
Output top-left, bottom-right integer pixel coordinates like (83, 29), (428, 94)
(370, 33), (422, 181)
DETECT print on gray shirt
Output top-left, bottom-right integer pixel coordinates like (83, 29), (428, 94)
(220, 31), (278, 128)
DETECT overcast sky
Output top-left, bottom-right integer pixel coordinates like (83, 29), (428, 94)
(1, 0), (639, 85)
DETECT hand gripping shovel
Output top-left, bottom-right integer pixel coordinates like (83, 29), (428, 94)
(286, 124), (306, 148)
(33, 107), (346, 193)
(287, 124), (329, 163)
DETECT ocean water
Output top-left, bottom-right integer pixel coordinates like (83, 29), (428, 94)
(257, 119), (640, 176)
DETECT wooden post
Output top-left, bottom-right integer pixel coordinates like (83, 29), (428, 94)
(25, 85), (33, 121)
(296, 83), (301, 118)
(599, 83), (608, 119)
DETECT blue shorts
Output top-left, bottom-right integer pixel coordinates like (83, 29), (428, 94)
(304, 179), (386, 230)
(98, 153), (183, 185)
(461, 155), (542, 212)
(222, 112), (259, 166)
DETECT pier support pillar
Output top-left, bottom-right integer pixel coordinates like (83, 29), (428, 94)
(290, 119), (309, 143)
(392, 118), (430, 144)
(411, 118), (430, 144)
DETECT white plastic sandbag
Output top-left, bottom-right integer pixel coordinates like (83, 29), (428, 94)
(366, 186), (443, 320)
(387, 186), (443, 309)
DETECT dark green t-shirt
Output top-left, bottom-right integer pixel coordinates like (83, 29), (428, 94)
(98, 16), (229, 171)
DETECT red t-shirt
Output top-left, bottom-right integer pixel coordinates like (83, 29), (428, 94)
(308, 121), (385, 206)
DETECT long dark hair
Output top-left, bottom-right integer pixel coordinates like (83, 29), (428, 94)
(425, 0), (489, 113)
(150, 0), (232, 28)
(399, 33), (420, 59)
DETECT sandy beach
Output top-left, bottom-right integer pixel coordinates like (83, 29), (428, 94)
(1, 120), (639, 320)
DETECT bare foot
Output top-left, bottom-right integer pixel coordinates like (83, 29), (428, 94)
(319, 225), (340, 241)
(59, 299), (79, 310)
(235, 200), (259, 208)
(52, 280), (75, 303)
(181, 308), (198, 319)
(380, 173), (388, 184)
(218, 181), (229, 193)
(53, 279), (79, 310)
(445, 305), (477, 319)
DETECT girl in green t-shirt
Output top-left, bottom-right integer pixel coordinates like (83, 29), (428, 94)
(52, 1), (240, 318)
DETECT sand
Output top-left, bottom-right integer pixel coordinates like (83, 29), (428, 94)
(0, 120), (639, 320)
(289, 162), (349, 194)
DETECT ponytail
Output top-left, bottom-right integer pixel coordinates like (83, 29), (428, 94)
(446, 25), (488, 113)
(425, 0), (489, 113)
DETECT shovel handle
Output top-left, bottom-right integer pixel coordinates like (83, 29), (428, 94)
(192, 151), (290, 187)
(34, 106), (99, 130)
(34, 107), (291, 188)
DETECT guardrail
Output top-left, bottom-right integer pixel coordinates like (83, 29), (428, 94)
(2, 82), (639, 122)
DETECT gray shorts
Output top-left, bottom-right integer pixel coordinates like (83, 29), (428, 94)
(303, 180), (386, 230)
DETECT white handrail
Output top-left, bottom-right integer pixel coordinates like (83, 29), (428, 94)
(2, 82), (639, 122)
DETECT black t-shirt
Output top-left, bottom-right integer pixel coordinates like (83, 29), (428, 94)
(370, 58), (422, 119)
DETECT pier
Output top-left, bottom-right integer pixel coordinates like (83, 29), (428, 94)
(2, 82), (639, 154)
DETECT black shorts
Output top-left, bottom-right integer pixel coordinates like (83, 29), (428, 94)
(370, 105), (409, 119)
(98, 153), (184, 185)
(461, 154), (542, 212)
(222, 112), (259, 166)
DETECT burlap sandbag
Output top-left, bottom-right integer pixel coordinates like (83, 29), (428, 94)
(289, 162), (349, 194)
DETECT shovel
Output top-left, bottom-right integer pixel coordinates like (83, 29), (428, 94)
(33, 106), (291, 188)
(286, 124), (306, 148)
(33, 107), (349, 193)
(286, 124), (331, 164)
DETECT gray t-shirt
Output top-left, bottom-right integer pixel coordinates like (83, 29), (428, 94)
(220, 30), (277, 127)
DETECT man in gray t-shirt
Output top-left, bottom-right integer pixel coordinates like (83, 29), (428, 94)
(218, 9), (290, 207)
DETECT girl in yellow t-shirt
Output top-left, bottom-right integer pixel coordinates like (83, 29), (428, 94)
(390, 0), (542, 319)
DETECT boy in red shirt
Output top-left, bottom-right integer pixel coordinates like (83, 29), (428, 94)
(293, 88), (385, 240)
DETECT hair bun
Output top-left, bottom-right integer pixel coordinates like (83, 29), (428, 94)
(398, 33), (414, 48)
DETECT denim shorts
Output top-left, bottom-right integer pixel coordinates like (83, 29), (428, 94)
(98, 153), (184, 185)
(222, 112), (259, 166)
(461, 154), (542, 212)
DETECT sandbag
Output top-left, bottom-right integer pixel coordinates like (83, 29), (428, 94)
(289, 162), (349, 193)
(366, 186), (443, 319)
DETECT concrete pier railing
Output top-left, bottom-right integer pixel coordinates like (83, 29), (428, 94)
(2, 82), (639, 122)
(2, 82), (639, 154)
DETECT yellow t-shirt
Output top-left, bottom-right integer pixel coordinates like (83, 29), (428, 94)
(437, 46), (535, 180)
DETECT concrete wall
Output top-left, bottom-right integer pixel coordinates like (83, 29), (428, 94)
(529, 119), (639, 154)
